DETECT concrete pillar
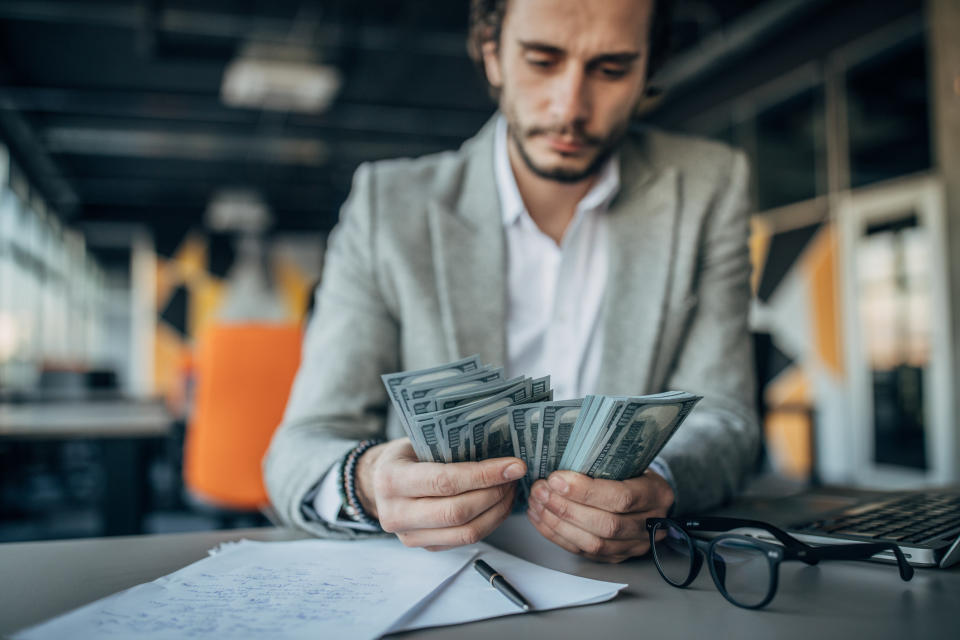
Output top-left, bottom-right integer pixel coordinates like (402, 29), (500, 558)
(927, 0), (960, 475)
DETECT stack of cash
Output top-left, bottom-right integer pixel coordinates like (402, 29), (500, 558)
(510, 391), (700, 488)
(382, 356), (701, 486)
(382, 355), (553, 463)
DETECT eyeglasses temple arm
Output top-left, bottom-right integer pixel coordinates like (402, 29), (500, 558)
(680, 516), (815, 559)
(805, 543), (914, 581)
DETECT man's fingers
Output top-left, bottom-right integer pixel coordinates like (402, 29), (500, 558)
(529, 498), (644, 558)
(545, 471), (654, 513)
(389, 457), (526, 497)
(527, 509), (583, 556)
(396, 487), (515, 547)
(529, 484), (644, 540)
(379, 484), (510, 532)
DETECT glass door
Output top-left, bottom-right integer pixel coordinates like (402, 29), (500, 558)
(839, 176), (955, 486)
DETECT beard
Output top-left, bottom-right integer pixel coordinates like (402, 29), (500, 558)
(502, 103), (631, 184)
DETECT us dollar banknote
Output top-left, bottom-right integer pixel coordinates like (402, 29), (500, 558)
(401, 368), (505, 415)
(381, 355), (485, 458)
(530, 400), (583, 480)
(415, 376), (548, 462)
(382, 358), (700, 479)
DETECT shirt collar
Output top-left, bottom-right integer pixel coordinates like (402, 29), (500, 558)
(493, 115), (620, 228)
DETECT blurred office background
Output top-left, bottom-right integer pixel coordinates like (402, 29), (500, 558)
(0, 0), (958, 542)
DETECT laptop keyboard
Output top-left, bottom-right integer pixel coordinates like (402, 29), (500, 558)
(791, 493), (960, 545)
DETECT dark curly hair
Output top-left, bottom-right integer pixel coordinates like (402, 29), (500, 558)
(467, 0), (673, 98)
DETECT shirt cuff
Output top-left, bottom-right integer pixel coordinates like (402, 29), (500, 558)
(302, 462), (382, 532)
(647, 456), (678, 516)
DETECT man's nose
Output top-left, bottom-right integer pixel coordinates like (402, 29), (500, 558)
(549, 66), (590, 127)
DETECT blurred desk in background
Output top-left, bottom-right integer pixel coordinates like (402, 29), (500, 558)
(0, 401), (171, 438)
(0, 400), (173, 536)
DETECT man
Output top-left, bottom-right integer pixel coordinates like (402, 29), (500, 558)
(264, 0), (758, 563)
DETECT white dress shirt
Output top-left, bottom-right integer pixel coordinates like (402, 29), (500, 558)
(497, 116), (615, 400)
(314, 116), (673, 528)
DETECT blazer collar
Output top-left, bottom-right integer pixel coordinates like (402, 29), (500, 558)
(594, 133), (681, 395)
(428, 116), (508, 366)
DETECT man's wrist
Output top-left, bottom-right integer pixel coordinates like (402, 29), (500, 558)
(337, 439), (385, 528)
(354, 441), (385, 519)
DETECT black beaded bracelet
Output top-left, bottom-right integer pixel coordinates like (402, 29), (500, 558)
(338, 439), (385, 528)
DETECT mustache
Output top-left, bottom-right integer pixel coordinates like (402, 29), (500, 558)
(524, 124), (605, 146)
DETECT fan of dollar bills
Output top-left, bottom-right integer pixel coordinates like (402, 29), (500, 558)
(381, 355), (701, 487)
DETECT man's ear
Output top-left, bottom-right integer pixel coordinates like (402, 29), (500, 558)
(481, 40), (503, 88)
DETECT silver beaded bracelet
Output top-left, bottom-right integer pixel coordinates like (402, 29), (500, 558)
(338, 439), (384, 529)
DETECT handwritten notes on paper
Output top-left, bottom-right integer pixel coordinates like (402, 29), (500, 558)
(14, 537), (627, 639)
(14, 539), (477, 640)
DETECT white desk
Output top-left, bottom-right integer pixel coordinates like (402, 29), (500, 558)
(0, 401), (172, 438)
(0, 400), (174, 535)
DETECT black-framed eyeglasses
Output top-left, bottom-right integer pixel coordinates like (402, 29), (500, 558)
(646, 516), (913, 609)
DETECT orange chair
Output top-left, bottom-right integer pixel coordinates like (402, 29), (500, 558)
(184, 323), (301, 512)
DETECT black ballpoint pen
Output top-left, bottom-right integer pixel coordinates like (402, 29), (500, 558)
(473, 558), (533, 612)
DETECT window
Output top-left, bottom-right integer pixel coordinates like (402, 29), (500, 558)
(856, 214), (929, 470)
(846, 33), (932, 188)
(753, 86), (827, 211)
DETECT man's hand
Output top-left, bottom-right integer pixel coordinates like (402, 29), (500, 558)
(526, 469), (674, 563)
(356, 438), (525, 550)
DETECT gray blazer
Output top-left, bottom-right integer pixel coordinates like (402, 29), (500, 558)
(264, 116), (759, 539)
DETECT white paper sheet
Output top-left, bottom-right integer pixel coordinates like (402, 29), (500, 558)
(388, 542), (627, 632)
(14, 538), (627, 639)
(14, 539), (477, 640)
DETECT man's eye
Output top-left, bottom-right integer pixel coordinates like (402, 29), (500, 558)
(526, 57), (555, 68)
(599, 66), (628, 78)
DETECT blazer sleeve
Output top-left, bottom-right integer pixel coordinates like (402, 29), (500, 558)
(658, 150), (761, 515)
(263, 162), (398, 539)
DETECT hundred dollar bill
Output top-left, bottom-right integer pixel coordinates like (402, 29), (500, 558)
(416, 418), (448, 464)
(542, 401), (582, 477)
(587, 394), (702, 480)
(469, 411), (512, 461)
(582, 399), (656, 478)
(557, 395), (606, 470)
(532, 400), (584, 480)
(508, 403), (542, 483)
(456, 377), (551, 462)
(561, 396), (625, 472)
(469, 384), (553, 462)
(410, 375), (525, 416)
(618, 395), (700, 479)
(399, 367), (504, 416)
(381, 355), (483, 458)
(415, 377), (547, 462)
(415, 377), (534, 430)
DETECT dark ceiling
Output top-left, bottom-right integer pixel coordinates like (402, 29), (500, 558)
(0, 0), (911, 247)
(0, 0), (501, 242)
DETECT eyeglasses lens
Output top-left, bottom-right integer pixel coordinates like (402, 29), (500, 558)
(712, 539), (773, 608)
(652, 522), (694, 585)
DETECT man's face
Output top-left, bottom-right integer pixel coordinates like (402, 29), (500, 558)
(483, 0), (654, 183)
(484, 0), (654, 182)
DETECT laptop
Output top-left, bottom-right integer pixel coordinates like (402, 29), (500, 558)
(710, 486), (960, 568)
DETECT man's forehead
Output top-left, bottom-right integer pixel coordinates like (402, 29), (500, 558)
(503, 0), (653, 54)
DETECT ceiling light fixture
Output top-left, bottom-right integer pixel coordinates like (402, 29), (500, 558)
(221, 42), (341, 114)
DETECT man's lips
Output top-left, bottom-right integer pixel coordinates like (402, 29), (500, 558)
(545, 136), (589, 154)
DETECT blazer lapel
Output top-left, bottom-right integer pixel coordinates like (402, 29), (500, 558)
(426, 120), (679, 389)
(595, 145), (680, 396)
(428, 120), (508, 366)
